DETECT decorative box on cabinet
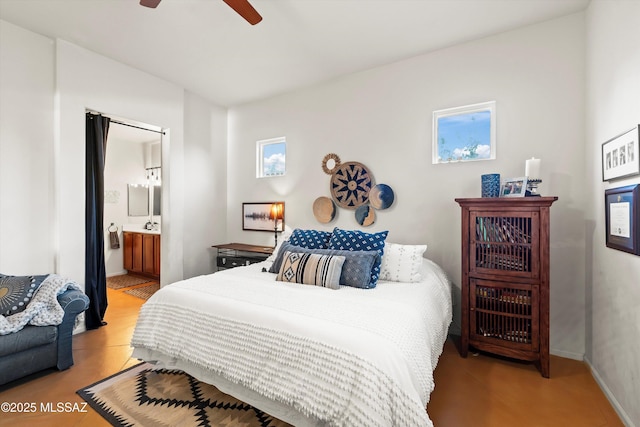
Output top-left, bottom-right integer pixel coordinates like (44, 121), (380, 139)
(123, 231), (160, 279)
(455, 197), (557, 378)
(212, 243), (273, 270)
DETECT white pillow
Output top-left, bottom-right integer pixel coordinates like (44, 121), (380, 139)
(265, 225), (293, 263)
(380, 242), (427, 283)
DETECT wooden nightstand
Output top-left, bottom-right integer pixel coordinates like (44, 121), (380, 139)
(212, 243), (274, 270)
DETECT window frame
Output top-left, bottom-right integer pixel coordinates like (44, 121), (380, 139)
(256, 137), (286, 178)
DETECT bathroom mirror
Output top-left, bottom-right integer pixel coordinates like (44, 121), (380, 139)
(128, 184), (149, 216)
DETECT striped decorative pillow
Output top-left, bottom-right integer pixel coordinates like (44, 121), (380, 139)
(276, 251), (345, 290)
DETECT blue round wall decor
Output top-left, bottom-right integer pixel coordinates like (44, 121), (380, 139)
(355, 204), (375, 226)
(369, 184), (395, 210)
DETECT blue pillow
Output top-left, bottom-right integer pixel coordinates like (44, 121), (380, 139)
(328, 227), (388, 286)
(269, 242), (379, 288)
(288, 228), (332, 249)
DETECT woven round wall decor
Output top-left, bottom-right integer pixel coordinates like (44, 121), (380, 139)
(321, 153), (341, 175)
(330, 161), (374, 209)
(312, 196), (336, 223)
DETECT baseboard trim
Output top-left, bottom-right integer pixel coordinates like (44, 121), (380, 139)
(550, 348), (583, 361)
(107, 270), (127, 278)
(584, 355), (634, 427)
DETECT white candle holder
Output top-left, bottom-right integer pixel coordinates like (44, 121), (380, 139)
(527, 179), (542, 196)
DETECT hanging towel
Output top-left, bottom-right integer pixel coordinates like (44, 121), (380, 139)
(110, 231), (120, 249)
(108, 224), (120, 249)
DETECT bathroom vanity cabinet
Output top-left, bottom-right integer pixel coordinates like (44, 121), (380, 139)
(123, 231), (160, 279)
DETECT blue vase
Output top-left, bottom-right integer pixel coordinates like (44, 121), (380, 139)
(481, 174), (500, 198)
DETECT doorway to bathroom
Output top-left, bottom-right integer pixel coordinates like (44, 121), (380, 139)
(86, 112), (165, 325)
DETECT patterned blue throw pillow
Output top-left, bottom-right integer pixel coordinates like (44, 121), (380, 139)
(288, 228), (332, 249)
(328, 228), (388, 286)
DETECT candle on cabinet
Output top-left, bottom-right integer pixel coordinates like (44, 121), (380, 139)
(525, 157), (541, 179)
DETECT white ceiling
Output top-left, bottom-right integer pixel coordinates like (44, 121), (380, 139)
(0, 0), (590, 107)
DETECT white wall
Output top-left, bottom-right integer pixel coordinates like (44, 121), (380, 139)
(183, 91), (229, 278)
(0, 21), (54, 274)
(103, 137), (147, 277)
(227, 13), (587, 358)
(585, 2), (640, 425)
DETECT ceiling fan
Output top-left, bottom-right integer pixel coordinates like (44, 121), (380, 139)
(140, 0), (262, 25)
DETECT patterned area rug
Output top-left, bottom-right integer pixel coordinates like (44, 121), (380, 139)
(107, 274), (153, 290)
(123, 283), (160, 300)
(77, 363), (291, 427)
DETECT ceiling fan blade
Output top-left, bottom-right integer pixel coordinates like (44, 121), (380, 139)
(222, 0), (263, 25)
(140, 0), (161, 8)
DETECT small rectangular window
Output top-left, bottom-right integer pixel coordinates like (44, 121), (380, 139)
(432, 101), (496, 164)
(257, 137), (286, 178)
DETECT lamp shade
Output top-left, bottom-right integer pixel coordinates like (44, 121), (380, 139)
(269, 202), (284, 220)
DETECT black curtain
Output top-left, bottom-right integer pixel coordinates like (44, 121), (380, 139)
(85, 113), (110, 330)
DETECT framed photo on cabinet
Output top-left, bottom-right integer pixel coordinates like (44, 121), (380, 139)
(605, 184), (639, 255)
(602, 125), (639, 181)
(500, 177), (528, 197)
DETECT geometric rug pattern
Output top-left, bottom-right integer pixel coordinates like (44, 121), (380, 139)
(107, 274), (153, 290)
(77, 362), (291, 427)
(123, 283), (160, 301)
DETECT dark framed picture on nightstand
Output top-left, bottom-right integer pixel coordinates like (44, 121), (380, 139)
(242, 202), (285, 232)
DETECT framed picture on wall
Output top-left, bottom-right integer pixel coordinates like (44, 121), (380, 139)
(432, 101), (496, 164)
(605, 184), (639, 256)
(602, 125), (640, 181)
(242, 202), (285, 232)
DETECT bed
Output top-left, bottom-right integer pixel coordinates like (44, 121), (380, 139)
(131, 233), (452, 427)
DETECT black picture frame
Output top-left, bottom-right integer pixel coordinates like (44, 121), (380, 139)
(242, 202), (285, 232)
(605, 184), (640, 255)
(601, 125), (640, 181)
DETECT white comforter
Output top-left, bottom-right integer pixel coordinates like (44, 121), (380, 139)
(131, 259), (452, 427)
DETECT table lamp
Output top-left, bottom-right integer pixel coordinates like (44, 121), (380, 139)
(269, 202), (284, 247)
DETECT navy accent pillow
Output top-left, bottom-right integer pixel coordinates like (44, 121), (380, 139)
(288, 228), (332, 249)
(0, 274), (48, 316)
(328, 228), (388, 286)
(269, 242), (379, 288)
